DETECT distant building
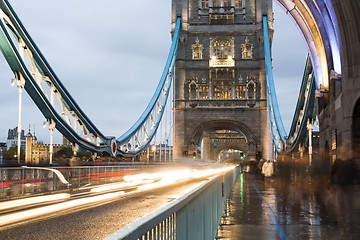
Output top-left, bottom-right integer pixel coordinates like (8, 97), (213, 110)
(6, 127), (26, 150)
(0, 142), (6, 162)
(62, 136), (71, 147)
(0, 142), (6, 151)
(25, 130), (62, 164)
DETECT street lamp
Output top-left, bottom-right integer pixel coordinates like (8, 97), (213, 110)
(12, 76), (25, 164)
(152, 145), (156, 161)
(307, 119), (314, 165)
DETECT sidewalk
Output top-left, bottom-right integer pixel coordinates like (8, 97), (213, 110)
(216, 172), (360, 240)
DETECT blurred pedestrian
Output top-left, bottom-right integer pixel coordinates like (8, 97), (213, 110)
(262, 160), (274, 184)
(330, 146), (358, 231)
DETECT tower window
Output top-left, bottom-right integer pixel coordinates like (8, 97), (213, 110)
(247, 82), (255, 99)
(242, 36), (253, 59)
(198, 85), (209, 99)
(201, 0), (209, 8)
(223, 0), (231, 7)
(213, 0), (221, 7)
(213, 38), (232, 59)
(235, 0), (243, 8)
(213, 80), (232, 99)
(192, 38), (203, 59)
(235, 85), (246, 99)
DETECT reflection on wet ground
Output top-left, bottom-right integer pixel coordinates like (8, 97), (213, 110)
(216, 173), (360, 240)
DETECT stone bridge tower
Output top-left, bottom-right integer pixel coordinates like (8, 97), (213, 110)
(172, 0), (273, 161)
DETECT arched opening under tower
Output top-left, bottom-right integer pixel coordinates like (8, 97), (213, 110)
(217, 149), (245, 164)
(188, 120), (258, 163)
(200, 130), (247, 162)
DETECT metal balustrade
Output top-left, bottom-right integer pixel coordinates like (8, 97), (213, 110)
(106, 166), (239, 240)
(0, 164), (168, 200)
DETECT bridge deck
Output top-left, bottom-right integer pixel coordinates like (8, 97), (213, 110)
(217, 172), (360, 240)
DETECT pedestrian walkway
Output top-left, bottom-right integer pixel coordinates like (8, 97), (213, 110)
(216, 172), (360, 240)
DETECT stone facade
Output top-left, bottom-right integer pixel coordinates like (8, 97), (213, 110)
(317, 1), (360, 166)
(25, 131), (61, 165)
(172, 0), (273, 161)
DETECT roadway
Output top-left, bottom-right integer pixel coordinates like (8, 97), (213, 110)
(0, 168), (222, 240)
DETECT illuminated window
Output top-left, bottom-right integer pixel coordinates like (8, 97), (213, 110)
(201, 0), (209, 8)
(198, 85), (209, 99)
(235, 0), (243, 8)
(223, 0), (231, 7)
(213, 80), (232, 99)
(213, 0), (221, 7)
(235, 85), (246, 99)
(213, 38), (232, 59)
(192, 38), (203, 59)
(242, 36), (253, 59)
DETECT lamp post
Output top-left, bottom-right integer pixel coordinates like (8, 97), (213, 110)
(147, 147), (150, 163)
(152, 145), (156, 162)
(307, 119), (314, 165)
(14, 76), (25, 164)
(48, 119), (56, 165)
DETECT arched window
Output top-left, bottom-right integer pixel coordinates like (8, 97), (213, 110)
(192, 38), (203, 59)
(247, 81), (255, 99)
(212, 37), (233, 59)
(189, 82), (197, 100)
(242, 36), (253, 59)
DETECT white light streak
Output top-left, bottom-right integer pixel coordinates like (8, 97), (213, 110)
(0, 193), (70, 211)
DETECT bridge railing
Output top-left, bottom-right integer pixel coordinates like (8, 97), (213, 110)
(0, 164), (169, 200)
(105, 166), (239, 240)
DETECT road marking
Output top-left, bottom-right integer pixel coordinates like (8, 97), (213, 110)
(251, 179), (288, 240)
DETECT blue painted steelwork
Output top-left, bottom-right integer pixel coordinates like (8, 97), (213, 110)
(263, 15), (287, 152)
(0, 0), (180, 157)
(263, 16), (316, 153)
(116, 17), (181, 157)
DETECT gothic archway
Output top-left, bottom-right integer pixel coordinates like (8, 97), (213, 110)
(189, 120), (257, 161)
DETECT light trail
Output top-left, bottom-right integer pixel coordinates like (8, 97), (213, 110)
(90, 179), (153, 193)
(0, 192), (123, 227)
(0, 193), (70, 211)
(0, 165), (236, 227)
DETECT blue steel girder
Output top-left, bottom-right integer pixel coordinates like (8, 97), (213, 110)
(263, 15), (287, 153)
(263, 16), (317, 154)
(116, 17), (181, 157)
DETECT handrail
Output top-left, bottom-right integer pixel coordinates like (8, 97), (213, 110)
(105, 166), (239, 240)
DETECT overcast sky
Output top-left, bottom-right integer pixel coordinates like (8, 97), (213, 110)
(0, 0), (307, 144)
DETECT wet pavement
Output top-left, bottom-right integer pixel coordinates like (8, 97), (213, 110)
(216, 172), (360, 240)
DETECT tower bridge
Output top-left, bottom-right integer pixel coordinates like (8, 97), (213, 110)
(0, 0), (359, 239)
